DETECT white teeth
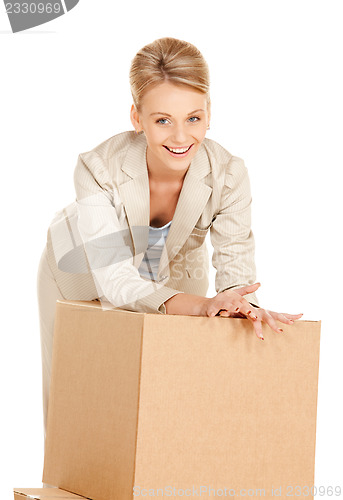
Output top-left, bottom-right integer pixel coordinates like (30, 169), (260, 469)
(167, 145), (191, 153)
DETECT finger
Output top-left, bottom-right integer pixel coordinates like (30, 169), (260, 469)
(219, 311), (246, 318)
(270, 313), (298, 325)
(234, 282), (261, 296)
(218, 310), (244, 318)
(209, 304), (241, 317)
(269, 312), (303, 318)
(230, 295), (259, 317)
(218, 297), (246, 315)
(248, 316), (264, 340)
(223, 308), (264, 339)
(282, 313), (303, 320)
(262, 311), (285, 334)
(219, 311), (230, 317)
(219, 311), (249, 319)
(269, 312), (304, 325)
(239, 303), (260, 320)
(233, 312), (247, 318)
(279, 314), (295, 325)
(246, 309), (259, 320)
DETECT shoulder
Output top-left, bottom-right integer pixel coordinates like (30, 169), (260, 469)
(79, 130), (137, 162)
(202, 137), (233, 164)
(202, 137), (249, 189)
(74, 131), (137, 192)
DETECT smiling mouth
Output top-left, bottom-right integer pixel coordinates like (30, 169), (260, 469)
(163, 144), (193, 154)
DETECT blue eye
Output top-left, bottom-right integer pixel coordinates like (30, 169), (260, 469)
(156, 118), (169, 125)
(188, 116), (200, 123)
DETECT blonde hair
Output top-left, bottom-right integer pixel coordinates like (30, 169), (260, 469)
(129, 37), (210, 111)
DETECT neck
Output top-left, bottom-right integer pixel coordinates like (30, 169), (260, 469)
(146, 146), (189, 184)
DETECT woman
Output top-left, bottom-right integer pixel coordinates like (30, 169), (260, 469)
(37, 37), (302, 444)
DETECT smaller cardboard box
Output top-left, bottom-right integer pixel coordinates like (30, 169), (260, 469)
(13, 487), (89, 499)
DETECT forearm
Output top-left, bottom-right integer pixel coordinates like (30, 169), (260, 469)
(164, 293), (208, 316)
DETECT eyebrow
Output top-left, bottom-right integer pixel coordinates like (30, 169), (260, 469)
(150, 109), (205, 117)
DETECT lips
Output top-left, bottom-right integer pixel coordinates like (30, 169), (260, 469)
(163, 144), (193, 155)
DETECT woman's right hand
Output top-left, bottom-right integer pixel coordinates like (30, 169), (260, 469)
(203, 283), (261, 320)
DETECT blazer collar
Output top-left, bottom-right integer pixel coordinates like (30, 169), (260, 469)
(120, 132), (211, 179)
(118, 133), (212, 279)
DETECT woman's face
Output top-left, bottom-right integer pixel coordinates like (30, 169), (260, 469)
(130, 81), (210, 177)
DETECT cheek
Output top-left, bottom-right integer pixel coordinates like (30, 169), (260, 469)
(194, 129), (207, 144)
(149, 128), (168, 145)
(194, 123), (207, 137)
(145, 132), (162, 149)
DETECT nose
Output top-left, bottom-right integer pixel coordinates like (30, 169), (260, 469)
(171, 124), (188, 145)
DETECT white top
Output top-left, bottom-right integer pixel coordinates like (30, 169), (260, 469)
(138, 220), (173, 281)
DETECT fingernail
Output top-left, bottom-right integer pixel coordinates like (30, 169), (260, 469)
(247, 310), (258, 320)
(260, 336), (264, 340)
(278, 328), (283, 332)
(235, 307), (239, 312)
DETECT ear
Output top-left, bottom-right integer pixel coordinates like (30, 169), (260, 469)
(207, 100), (211, 128)
(130, 104), (142, 132)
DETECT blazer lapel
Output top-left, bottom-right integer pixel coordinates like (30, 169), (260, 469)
(158, 146), (212, 277)
(118, 133), (212, 279)
(118, 134), (150, 258)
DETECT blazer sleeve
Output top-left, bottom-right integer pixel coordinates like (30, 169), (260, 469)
(73, 151), (183, 314)
(209, 155), (259, 308)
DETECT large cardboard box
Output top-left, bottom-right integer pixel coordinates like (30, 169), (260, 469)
(43, 300), (321, 500)
(13, 487), (89, 499)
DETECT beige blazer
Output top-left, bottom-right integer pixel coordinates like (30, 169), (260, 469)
(46, 130), (259, 314)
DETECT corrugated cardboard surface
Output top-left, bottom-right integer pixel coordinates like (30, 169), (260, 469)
(13, 487), (88, 498)
(135, 314), (321, 497)
(43, 300), (321, 500)
(43, 301), (143, 500)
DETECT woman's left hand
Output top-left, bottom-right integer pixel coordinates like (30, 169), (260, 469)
(218, 307), (303, 340)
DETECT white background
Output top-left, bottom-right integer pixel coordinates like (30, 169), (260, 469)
(1, 0), (342, 497)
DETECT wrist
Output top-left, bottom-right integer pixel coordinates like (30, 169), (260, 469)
(192, 296), (209, 316)
(164, 293), (208, 316)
